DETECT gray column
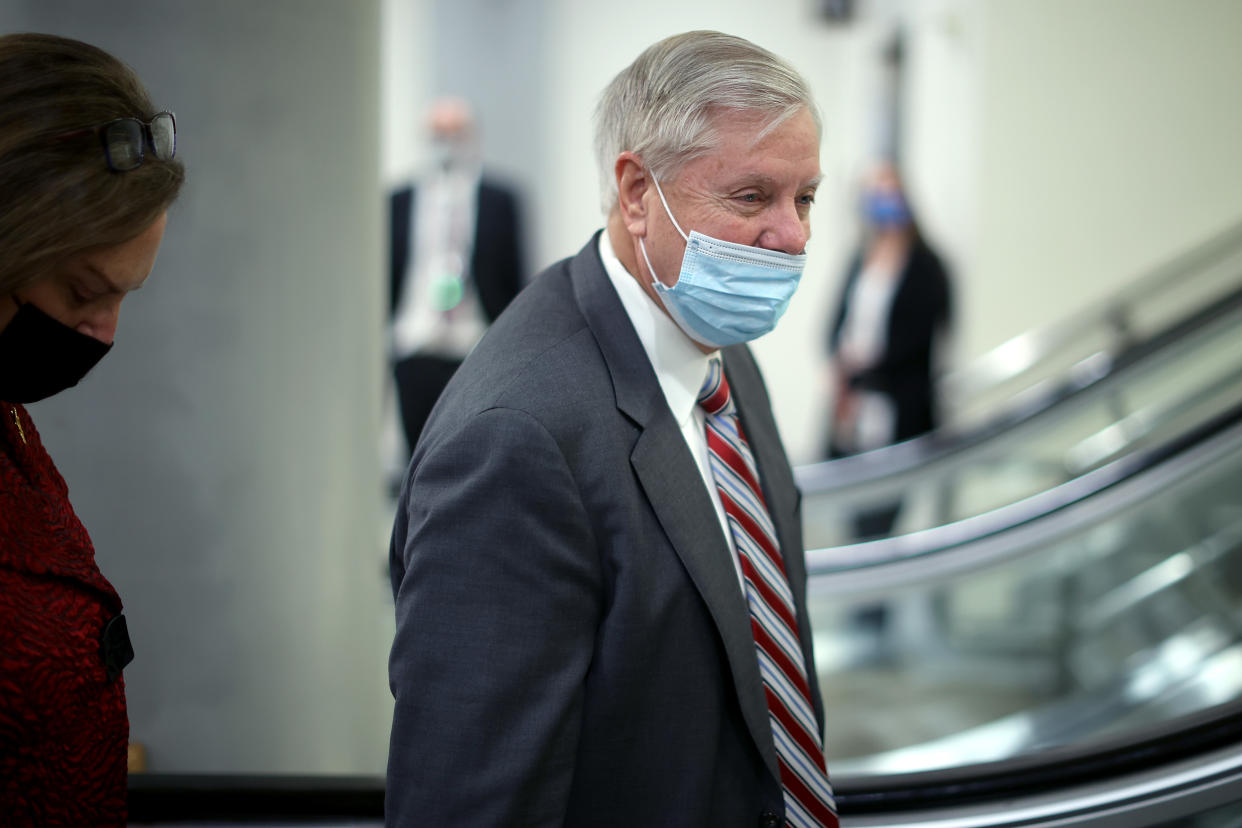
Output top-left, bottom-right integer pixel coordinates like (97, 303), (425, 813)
(13, 0), (391, 773)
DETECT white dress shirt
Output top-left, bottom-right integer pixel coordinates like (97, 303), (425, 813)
(391, 166), (490, 360)
(837, 261), (900, 451)
(597, 231), (746, 591)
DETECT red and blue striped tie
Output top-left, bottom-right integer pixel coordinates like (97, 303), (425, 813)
(697, 359), (839, 828)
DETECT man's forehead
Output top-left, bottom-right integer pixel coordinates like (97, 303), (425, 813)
(704, 104), (817, 138)
(697, 113), (820, 172)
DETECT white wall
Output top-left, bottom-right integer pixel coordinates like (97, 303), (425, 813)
(967, 0), (1242, 362)
(900, 0), (983, 334)
(381, 0), (432, 185)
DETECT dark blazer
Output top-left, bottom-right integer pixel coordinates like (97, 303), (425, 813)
(387, 233), (818, 826)
(388, 178), (525, 323)
(829, 239), (952, 442)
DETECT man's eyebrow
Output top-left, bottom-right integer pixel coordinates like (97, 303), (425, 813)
(727, 172), (776, 189)
(731, 172), (823, 190)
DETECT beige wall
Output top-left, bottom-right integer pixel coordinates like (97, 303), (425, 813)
(967, 0), (1242, 362)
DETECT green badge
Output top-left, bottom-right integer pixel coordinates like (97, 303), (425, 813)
(432, 273), (464, 311)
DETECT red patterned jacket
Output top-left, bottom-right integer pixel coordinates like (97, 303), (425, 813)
(0, 402), (129, 826)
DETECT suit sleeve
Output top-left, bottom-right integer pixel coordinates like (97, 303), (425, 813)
(386, 406), (600, 827)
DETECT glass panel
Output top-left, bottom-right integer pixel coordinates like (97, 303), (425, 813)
(941, 225), (1242, 431)
(1167, 794), (1242, 828)
(807, 424), (1242, 776)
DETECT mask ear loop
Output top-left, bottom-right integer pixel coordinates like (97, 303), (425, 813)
(649, 173), (690, 242)
(639, 170), (691, 288)
(638, 236), (661, 286)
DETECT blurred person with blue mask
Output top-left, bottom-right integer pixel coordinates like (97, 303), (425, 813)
(824, 160), (953, 539)
(387, 30), (839, 827)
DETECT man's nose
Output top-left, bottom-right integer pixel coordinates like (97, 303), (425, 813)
(760, 201), (810, 255)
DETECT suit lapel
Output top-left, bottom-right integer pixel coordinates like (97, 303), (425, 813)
(569, 236), (781, 782)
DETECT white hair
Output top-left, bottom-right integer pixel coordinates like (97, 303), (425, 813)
(593, 30), (821, 214)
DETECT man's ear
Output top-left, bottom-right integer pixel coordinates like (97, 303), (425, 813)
(615, 151), (649, 236)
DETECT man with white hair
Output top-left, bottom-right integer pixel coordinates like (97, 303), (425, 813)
(387, 30), (836, 827)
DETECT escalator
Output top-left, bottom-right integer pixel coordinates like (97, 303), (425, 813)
(806, 402), (1242, 825)
(791, 218), (1242, 824)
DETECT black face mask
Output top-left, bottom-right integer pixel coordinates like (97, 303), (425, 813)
(0, 301), (112, 403)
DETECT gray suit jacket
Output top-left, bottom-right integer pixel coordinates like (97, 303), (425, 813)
(387, 233), (820, 826)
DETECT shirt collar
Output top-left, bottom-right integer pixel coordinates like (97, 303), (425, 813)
(597, 230), (713, 426)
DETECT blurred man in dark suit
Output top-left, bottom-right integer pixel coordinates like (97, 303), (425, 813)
(388, 97), (525, 457)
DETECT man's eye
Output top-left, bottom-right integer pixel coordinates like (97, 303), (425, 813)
(738, 193), (760, 203)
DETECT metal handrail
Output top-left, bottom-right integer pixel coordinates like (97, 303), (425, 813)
(940, 216), (1242, 404)
(795, 277), (1242, 500)
(838, 702), (1242, 822)
(804, 401), (1242, 591)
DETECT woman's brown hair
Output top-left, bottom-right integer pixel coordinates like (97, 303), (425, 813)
(0, 32), (185, 295)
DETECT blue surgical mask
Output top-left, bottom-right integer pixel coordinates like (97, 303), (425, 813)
(639, 175), (806, 349)
(863, 192), (910, 228)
